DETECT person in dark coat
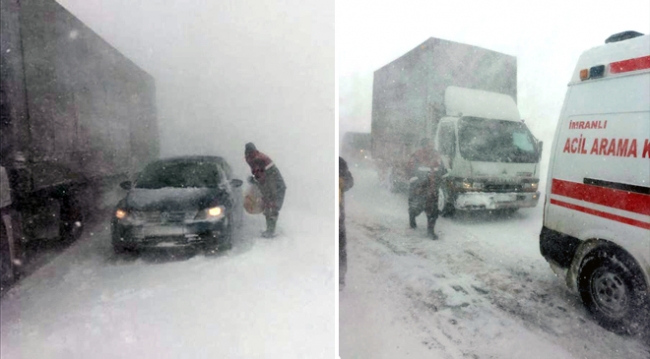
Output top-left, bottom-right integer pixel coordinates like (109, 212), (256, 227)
(339, 157), (354, 290)
(407, 138), (445, 239)
(245, 143), (286, 237)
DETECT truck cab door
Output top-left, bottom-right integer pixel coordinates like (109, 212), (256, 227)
(437, 123), (456, 171)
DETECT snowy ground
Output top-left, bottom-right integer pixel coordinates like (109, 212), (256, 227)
(339, 162), (649, 359)
(0, 207), (334, 358)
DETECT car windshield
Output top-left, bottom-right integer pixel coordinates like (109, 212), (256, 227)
(135, 161), (222, 189)
(458, 117), (538, 163)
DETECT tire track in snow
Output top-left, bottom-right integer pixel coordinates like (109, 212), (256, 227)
(353, 219), (484, 359)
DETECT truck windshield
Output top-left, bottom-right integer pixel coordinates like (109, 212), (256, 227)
(135, 161), (222, 189)
(458, 117), (538, 163)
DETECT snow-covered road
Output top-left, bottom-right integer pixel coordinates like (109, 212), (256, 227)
(0, 208), (335, 359)
(340, 163), (649, 359)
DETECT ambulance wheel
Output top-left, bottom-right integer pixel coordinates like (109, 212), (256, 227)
(578, 247), (650, 336)
(438, 187), (455, 217)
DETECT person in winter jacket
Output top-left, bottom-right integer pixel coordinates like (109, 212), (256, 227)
(245, 143), (286, 238)
(407, 138), (445, 239)
(339, 157), (354, 290)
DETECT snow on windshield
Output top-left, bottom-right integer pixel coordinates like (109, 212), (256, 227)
(458, 117), (539, 163)
(135, 161), (223, 189)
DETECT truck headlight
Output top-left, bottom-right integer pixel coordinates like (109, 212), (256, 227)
(523, 182), (539, 190)
(455, 181), (471, 189)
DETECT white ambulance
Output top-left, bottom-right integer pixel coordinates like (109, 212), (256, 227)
(541, 31), (650, 335)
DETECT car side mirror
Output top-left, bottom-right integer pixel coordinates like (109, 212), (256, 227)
(230, 179), (243, 188)
(119, 181), (132, 190)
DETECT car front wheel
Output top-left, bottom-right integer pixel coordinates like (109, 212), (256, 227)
(205, 215), (233, 253)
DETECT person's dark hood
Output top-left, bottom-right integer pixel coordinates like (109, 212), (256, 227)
(245, 142), (257, 156)
(124, 187), (227, 211)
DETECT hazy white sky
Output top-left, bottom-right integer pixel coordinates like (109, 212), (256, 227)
(57, 0), (334, 216)
(47, 0), (650, 164)
(337, 0), (650, 142)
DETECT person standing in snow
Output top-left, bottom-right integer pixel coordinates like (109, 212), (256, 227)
(407, 138), (445, 239)
(339, 157), (354, 290)
(245, 143), (286, 238)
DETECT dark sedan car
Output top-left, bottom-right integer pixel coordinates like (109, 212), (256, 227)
(111, 156), (243, 253)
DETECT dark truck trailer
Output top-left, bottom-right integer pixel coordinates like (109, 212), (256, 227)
(372, 37), (541, 214)
(0, 0), (158, 256)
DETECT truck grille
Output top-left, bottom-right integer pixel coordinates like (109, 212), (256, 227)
(484, 184), (522, 193)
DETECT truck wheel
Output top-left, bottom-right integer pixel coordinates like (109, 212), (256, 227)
(438, 187), (455, 217)
(578, 247), (650, 336)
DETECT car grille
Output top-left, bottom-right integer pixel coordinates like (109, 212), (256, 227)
(138, 210), (194, 224)
(484, 183), (522, 193)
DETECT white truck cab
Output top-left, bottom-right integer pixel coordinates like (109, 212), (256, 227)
(540, 31), (650, 335)
(435, 86), (542, 215)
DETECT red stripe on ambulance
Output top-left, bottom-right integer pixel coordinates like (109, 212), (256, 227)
(610, 55), (650, 74)
(550, 199), (650, 230)
(551, 178), (650, 216)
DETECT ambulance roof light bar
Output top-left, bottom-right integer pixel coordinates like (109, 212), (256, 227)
(605, 31), (644, 44)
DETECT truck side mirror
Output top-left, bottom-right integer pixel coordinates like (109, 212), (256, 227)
(537, 141), (543, 161)
(230, 179), (243, 188)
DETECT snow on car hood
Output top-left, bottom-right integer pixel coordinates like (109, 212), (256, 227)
(125, 187), (223, 211)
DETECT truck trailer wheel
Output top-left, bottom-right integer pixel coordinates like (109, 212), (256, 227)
(437, 187), (455, 217)
(0, 219), (15, 284)
(578, 247), (650, 336)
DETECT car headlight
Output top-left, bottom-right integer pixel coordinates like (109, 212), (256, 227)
(115, 209), (127, 219)
(114, 209), (145, 224)
(196, 206), (226, 220)
(208, 207), (223, 217)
